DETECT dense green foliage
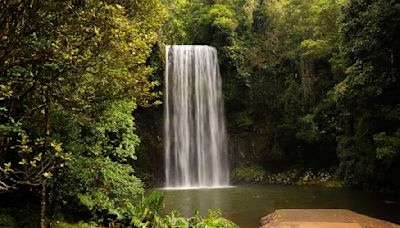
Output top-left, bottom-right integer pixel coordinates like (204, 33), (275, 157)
(157, 0), (400, 192)
(0, 0), (169, 226)
(334, 0), (400, 190)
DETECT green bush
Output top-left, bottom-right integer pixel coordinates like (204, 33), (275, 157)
(0, 203), (39, 228)
(0, 213), (16, 228)
(124, 192), (238, 228)
(52, 192), (238, 228)
(232, 166), (266, 182)
(52, 221), (98, 228)
(153, 209), (238, 228)
(196, 210), (238, 228)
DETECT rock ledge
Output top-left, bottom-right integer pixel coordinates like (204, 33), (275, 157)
(259, 209), (399, 228)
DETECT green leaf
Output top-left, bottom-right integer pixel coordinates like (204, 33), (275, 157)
(18, 159), (28, 165)
(43, 172), (53, 178)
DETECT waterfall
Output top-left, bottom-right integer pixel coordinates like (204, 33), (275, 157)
(164, 45), (229, 188)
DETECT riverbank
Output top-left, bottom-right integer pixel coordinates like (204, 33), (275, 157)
(231, 166), (344, 187)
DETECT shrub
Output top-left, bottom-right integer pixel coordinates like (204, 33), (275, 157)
(232, 166), (266, 182)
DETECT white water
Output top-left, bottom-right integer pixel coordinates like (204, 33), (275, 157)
(164, 45), (229, 188)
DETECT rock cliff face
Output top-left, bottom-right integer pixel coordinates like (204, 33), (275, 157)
(260, 209), (400, 228)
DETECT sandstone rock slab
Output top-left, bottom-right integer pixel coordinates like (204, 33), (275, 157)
(260, 209), (399, 228)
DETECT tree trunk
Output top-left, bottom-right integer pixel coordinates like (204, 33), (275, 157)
(40, 179), (47, 228)
(40, 95), (51, 228)
(44, 97), (51, 146)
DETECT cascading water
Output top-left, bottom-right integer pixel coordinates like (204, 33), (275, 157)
(164, 45), (229, 188)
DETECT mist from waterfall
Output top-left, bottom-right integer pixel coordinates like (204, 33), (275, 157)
(164, 45), (229, 188)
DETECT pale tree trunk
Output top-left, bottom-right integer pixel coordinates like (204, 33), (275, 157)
(40, 95), (51, 228)
(40, 179), (47, 228)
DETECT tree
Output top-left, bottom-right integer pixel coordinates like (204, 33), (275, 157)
(334, 0), (400, 188)
(0, 0), (166, 226)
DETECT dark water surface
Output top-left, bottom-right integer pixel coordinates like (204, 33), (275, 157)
(156, 185), (400, 228)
